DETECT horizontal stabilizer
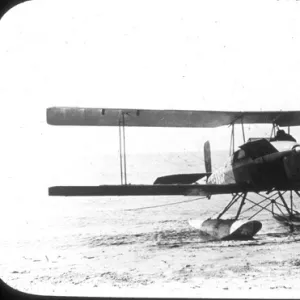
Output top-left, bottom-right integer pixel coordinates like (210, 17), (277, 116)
(239, 139), (278, 159)
(49, 183), (253, 197)
(153, 173), (210, 184)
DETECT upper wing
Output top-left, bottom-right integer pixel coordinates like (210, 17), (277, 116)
(48, 183), (258, 197)
(47, 107), (300, 128)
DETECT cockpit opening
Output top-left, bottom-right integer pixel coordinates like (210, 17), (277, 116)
(247, 129), (297, 144)
(271, 129), (296, 142)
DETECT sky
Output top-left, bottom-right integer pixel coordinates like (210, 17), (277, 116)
(0, 0), (300, 191)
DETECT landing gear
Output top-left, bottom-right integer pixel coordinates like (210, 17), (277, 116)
(201, 192), (263, 240)
(189, 190), (300, 240)
(216, 190), (300, 230)
(271, 191), (300, 229)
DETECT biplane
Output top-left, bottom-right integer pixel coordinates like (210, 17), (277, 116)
(47, 107), (300, 240)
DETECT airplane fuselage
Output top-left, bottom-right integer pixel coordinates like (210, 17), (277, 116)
(207, 140), (300, 190)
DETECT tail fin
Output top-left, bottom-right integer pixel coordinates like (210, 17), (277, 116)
(204, 141), (212, 173)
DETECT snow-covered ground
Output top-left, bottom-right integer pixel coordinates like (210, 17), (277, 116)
(1, 151), (300, 298)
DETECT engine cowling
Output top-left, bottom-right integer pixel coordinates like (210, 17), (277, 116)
(283, 146), (300, 181)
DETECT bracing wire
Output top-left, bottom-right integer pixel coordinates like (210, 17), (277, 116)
(124, 196), (206, 211)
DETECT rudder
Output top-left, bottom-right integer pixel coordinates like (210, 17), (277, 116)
(204, 140), (212, 173)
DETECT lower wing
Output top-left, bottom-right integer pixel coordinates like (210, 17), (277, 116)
(48, 184), (253, 197)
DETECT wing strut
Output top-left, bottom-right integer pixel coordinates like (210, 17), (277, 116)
(229, 115), (247, 155)
(229, 123), (235, 156)
(119, 113), (128, 185)
(241, 118), (246, 143)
